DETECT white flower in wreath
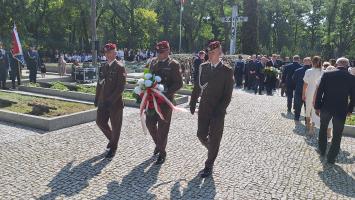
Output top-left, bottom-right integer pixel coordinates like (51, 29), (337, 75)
(144, 80), (153, 87)
(144, 73), (153, 80)
(137, 78), (144, 85)
(157, 84), (164, 92)
(133, 86), (142, 95)
(154, 75), (162, 83)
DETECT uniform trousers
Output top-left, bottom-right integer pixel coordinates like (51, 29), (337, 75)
(146, 104), (172, 156)
(96, 105), (123, 151)
(197, 114), (225, 168)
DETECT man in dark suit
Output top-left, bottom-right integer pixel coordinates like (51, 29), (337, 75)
(315, 57), (355, 164)
(266, 54), (282, 69)
(243, 56), (252, 89)
(282, 55), (302, 112)
(234, 55), (245, 88)
(254, 56), (266, 95)
(27, 46), (40, 83)
(0, 42), (10, 89)
(192, 51), (206, 84)
(292, 57), (312, 121)
(9, 51), (23, 89)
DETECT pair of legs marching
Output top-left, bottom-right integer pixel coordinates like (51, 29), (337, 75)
(146, 104), (172, 165)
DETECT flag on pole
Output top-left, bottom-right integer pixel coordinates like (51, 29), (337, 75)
(11, 24), (26, 65)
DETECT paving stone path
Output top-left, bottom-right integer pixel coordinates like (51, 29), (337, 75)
(0, 89), (354, 200)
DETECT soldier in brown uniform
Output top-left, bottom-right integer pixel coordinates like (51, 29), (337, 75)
(95, 43), (126, 158)
(189, 41), (234, 178)
(146, 41), (183, 164)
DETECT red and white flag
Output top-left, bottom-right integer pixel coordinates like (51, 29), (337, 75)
(11, 24), (26, 65)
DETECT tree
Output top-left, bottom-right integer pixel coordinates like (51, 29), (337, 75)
(241, 0), (259, 54)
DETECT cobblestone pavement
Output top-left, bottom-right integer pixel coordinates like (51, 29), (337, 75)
(0, 89), (354, 200)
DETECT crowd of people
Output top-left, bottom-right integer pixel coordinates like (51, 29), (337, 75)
(225, 53), (354, 165)
(51, 48), (156, 63)
(0, 42), (45, 89)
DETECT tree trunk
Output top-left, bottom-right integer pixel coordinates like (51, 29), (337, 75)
(218, 0), (229, 52)
(241, 0), (258, 54)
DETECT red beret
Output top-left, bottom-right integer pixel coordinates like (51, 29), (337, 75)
(156, 41), (170, 53)
(207, 41), (221, 51)
(103, 43), (116, 52)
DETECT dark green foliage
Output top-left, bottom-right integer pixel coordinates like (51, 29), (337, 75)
(0, 0), (353, 58)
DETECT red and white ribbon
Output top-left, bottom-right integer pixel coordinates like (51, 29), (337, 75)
(139, 88), (187, 134)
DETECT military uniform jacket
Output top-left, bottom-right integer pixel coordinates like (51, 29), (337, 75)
(0, 49), (9, 70)
(149, 57), (183, 100)
(190, 61), (234, 117)
(95, 60), (126, 109)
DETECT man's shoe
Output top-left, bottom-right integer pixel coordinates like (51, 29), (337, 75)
(200, 167), (213, 178)
(153, 147), (159, 156)
(105, 149), (116, 159)
(155, 153), (166, 165)
(106, 142), (112, 152)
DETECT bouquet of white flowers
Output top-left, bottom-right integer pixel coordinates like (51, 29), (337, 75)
(132, 69), (185, 134)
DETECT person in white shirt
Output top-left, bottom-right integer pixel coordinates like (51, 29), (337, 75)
(303, 56), (333, 138)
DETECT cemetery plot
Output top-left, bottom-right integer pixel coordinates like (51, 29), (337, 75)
(0, 91), (96, 131)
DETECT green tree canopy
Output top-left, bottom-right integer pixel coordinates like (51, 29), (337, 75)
(0, 0), (353, 59)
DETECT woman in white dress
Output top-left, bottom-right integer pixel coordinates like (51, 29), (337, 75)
(302, 56), (332, 140)
(58, 54), (67, 77)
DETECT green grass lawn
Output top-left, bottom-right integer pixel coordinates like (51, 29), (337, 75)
(346, 115), (355, 126)
(0, 91), (94, 117)
(27, 82), (135, 99)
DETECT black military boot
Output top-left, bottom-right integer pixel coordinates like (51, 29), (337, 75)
(200, 167), (213, 178)
(105, 148), (116, 159)
(153, 147), (159, 156)
(106, 142), (112, 152)
(155, 152), (166, 165)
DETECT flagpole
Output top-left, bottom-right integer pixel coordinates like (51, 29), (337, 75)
(179, 1), (183, 53)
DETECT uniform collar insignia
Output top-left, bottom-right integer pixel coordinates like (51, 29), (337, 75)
(108, 59), (117, 67)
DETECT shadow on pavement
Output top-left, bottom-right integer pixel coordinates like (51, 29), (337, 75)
(0, 120), (46, 134)
(318, 163), (355, 198)
(97, 157), (161, 200)
(170, 175), (216, 200)
(335, 150), (355, 165)
(38, 153), (110, 200)
(281, 112), (294, 120)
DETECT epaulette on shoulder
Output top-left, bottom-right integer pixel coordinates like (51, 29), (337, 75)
(150, 57), (158, 63)
(222, 63), (232, 70)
